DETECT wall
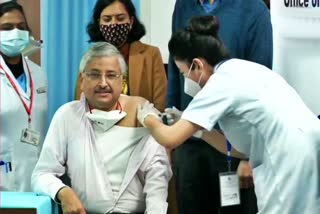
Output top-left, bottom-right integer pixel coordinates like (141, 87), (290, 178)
(17, 0), (41, 65)
(139, 0), (175, 63)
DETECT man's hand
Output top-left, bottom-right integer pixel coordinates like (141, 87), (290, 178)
(57, 187), (86, 214)
(237, 160), (254, 189)
(137, 101), (161, 127)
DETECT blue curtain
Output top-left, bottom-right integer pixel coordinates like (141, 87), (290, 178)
(42, 0), (96, 122)
(42, 0), (141, 122)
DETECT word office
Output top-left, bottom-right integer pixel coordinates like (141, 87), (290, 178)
(284, 0), (320, 7)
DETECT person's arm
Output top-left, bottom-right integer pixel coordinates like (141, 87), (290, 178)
(142, 138), (172, 214)
(245, 6), (273, 69)
(151, 47), (167, 112)
(31, 108), (68, 200)
(144, 116), (200, 149)
(31, 107), (86, 212)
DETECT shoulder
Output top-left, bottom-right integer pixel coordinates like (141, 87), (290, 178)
(130, 41), (161, 55)
(25, 57), (45, 76)
(120, 95), (147, 109)
(25, 57), (42, 71)
(52, 101), (82, 122)
(241, 0), (270, 21)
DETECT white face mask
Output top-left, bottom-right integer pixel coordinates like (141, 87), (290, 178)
(86, 109), (127, 132)
(0, 29), (30, 57)
(184, 62), (203, 97)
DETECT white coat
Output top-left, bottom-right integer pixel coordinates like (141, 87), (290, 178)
(0, 55), (48, 191)
(182, 59), (320, 214)
(31, 98), (172, 214)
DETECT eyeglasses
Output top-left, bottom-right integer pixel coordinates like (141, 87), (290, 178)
(85, 71), (122, 82)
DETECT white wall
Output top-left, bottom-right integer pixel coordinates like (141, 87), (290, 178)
(139, 0), (175, 63)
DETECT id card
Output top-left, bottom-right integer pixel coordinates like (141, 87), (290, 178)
(219, 171), (240, 207)
(21, 128), (40, 146)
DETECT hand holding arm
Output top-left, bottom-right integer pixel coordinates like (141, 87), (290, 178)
(137, 101), (161, 127)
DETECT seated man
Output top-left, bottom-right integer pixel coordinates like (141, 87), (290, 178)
(31, 42), (172, 214)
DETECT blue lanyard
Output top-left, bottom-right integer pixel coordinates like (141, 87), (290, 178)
(227, 140), (232, 171)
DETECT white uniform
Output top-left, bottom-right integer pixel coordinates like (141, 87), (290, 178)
(0, 55), (48, 191)
(32, 98), (172, 214)
(182, 59), (320, 214)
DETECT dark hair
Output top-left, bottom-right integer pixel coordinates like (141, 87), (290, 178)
(87, 0), (146, 43)
(168, 16), (230, 67)
(0, 0), (30, 31)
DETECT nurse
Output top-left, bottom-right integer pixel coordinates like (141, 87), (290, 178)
(137, 16), (320, 213)
(0, 0), (47, 191)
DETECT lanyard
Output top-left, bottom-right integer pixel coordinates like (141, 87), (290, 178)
(0, 60), (35, 126)
(226, 140), (232, 171)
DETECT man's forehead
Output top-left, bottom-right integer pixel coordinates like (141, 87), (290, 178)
(86, 56), (121, 72)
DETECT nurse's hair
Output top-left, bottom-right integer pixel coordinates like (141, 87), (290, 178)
(168, 15), (230, 67)
(0, 0), (30, 31)
(79, 42), (127, 76)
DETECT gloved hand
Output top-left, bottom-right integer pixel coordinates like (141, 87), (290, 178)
(164, 106), (203, 138)
(137, 101), (161, 127)
(164, 106), (182, 125)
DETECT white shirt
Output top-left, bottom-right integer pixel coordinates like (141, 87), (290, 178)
(0, 55), (47, 191)
(95, 125), (147, 198)
(32, 98), (171, 214)
(182, 59), (320, 214)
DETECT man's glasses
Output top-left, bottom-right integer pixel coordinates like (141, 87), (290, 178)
(85, 71), (122, 82)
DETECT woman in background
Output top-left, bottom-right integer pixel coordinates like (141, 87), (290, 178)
(75, 0), (167, 112)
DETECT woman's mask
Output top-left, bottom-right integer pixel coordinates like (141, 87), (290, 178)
(86, 109), (127, 132)
(100, 23), (130, 48)
(184, 62), (203, 97)
(0, 29), (30, 57)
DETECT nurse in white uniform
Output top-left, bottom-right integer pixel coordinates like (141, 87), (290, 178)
(0, 0), (47, 191)
(138, 16), (320, 213)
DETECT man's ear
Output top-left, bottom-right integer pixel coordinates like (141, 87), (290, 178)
(79, 72), (85, 91)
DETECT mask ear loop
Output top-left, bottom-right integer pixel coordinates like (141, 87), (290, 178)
(197, 71), (204, 85)
(186, 61), (194, 78)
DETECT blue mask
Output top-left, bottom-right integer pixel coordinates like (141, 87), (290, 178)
(0, 29), (30, 57)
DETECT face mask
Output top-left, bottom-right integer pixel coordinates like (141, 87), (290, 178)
(0, 29), (30, 57)
(86, 109), (127, 132)
(100, 23), (130, 48)
(184, 62), (203, 97)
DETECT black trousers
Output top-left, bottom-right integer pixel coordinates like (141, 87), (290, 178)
(173, 138), (258, 214)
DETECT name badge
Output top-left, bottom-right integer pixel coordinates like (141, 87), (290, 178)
(219, 172), (240, 207)
(21, 128), (40, 146)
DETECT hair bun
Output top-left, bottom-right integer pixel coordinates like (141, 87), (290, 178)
(188, 15), (220, 37)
